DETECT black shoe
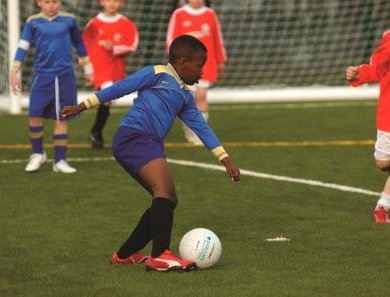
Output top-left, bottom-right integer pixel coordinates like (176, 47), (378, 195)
(88, 132), (104, 148)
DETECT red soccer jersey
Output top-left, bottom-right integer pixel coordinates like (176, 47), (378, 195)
(167, 4), (227, 83)
(349, 30), (390, 131)
(83, 13), (138, 89)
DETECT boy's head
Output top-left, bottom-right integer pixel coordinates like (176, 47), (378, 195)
(187, 0), (205, 9)
(37, 0), (61, 17)
(99, 0), (124, 15)
(169, 35), (207, 85)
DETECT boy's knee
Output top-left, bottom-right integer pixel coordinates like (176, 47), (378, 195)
(376, 160), (390, 172)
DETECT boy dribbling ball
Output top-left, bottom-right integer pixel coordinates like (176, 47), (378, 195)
(61, 35), (240, 271)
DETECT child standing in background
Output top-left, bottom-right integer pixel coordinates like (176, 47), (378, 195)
(167, 0), (226, 145)
(83, 0), (138, 148)
(10, 0), (93, 173)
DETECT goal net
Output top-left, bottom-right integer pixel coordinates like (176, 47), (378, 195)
(1, 0), (387, 113)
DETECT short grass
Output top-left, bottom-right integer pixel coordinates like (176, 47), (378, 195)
(1, 100), (389, 297)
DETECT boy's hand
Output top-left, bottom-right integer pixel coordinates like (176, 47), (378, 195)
(217, 63), (225, 75)
(84, 73), (94, 86)
(10, 70), (21, 95)
(346, 66), (359, 82)
(99, 40), (113, 51)
(221, 156), (240, 182)
(61, 103), (87, 119)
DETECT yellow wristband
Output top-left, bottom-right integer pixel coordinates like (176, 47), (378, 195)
(82, 94), (100, 110)
(211, 146), (229, 161)
(11, 61), (21, 72)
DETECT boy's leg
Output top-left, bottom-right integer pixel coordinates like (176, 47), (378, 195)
(25, 117), (47, 172)
(114, 159), (175, 261)
(28, 117), (44, 154)
(117, 207), (152, 259)
(137, 158), (177, 256)
(89, 102), (110, 148)
(88, 81), (114, 149)
(137, 158), (195, 271)
(374, 176), (390, 224)
(373, 131), (390, 222)
(52, 120), (76, 173)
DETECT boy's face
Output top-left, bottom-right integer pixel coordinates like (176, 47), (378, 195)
(37, 0), (61, 17)
(177, 51), (207, 85)
(99, 0), (124, 15)
(188, 0), (204, 9)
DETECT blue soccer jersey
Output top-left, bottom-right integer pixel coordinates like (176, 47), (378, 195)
(13, 12), (89, 75)
(91, 64), (222, 150)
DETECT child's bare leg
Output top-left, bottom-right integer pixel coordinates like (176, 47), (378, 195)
(138, 158), (177, 203)
(138, 158), (177, 257)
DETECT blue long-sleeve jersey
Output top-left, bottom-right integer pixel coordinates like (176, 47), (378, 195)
(13, 12), (88, 75)
(95, 64), (222, 150)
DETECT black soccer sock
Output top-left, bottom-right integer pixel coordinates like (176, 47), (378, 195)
(117, 208), (152, 259)
(150, 198), (174, 258)
(91, 105), (110, 134)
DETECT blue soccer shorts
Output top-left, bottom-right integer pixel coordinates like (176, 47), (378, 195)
(29, 69), (77, 120)
(112, 126), (166, 176)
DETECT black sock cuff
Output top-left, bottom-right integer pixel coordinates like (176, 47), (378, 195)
(151, 197), (174, 210)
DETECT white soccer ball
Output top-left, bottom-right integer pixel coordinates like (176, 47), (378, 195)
(179, 228), (222, 269)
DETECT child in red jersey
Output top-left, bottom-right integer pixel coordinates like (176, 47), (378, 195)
(346, 30), (390, 224)
(83, 0), (138, 148)
(167, 0), (226, 145)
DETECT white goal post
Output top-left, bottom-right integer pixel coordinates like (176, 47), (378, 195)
(1, 0), (385, 114)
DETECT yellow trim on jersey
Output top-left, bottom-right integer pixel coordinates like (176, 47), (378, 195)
(154, 64), (190, 90)
(154, 65), (169, 74)
(26, 13), (43, 22)
(82, 94), (100, 110)
(58, 11), (75, 18)
(211, 146), (229, 161)
(11, 61), (21, 72)
(27, 11), (75, 22)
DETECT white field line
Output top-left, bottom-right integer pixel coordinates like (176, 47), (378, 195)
(1, 156), (380, 197)
(209, 101), (376, 111)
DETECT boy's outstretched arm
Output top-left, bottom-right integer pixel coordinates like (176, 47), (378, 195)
(221, 156), (240, 182)
(62, 93), (101, 118)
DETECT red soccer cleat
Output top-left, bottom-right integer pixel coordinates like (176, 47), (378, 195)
(373, 207), (390, 224)
(145, 250), (197, 272)
(111, 251), (148, 264)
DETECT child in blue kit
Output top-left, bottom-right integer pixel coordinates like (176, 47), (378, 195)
(10, 0), (93, 173)
(61, 35), (240, 271)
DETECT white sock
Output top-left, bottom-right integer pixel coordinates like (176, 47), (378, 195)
(376, 192), (390, 210)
